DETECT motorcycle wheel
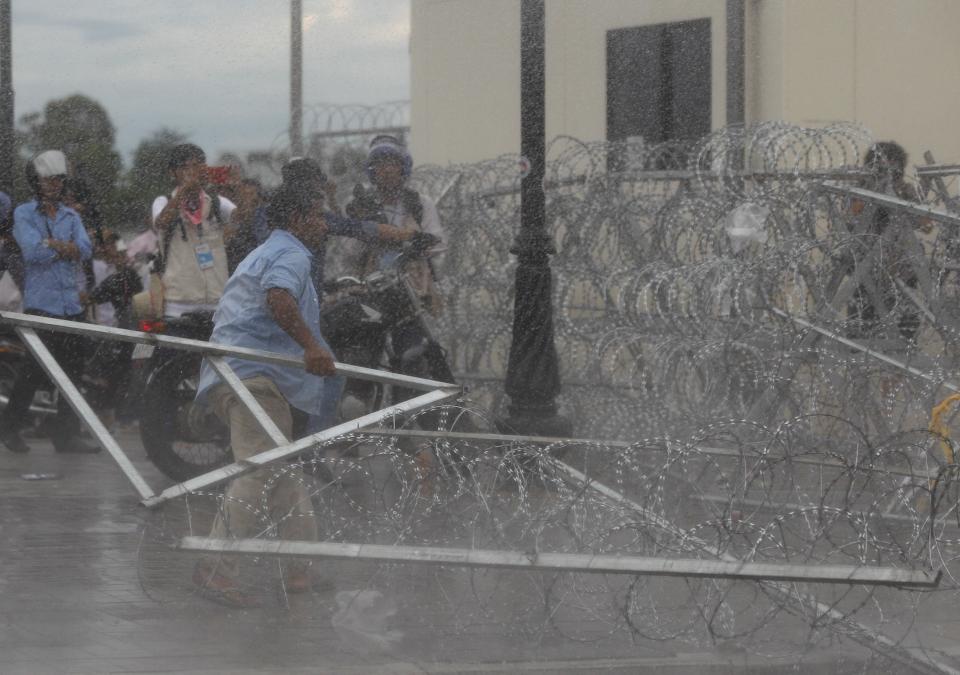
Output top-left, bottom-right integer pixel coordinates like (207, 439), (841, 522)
(140, 355), (231, 482)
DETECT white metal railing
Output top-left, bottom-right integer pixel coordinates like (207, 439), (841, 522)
(0, 310), (462, 504)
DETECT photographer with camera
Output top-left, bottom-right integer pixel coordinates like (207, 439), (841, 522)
(150, 144), (236, 318)
(279, 157), (420, 296)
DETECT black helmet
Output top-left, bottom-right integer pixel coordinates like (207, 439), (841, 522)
(281, 156), (327, 187)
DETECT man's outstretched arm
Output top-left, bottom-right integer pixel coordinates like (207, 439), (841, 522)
(266, 287), (336, 377)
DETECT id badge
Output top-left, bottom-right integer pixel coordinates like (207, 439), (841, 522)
(194, 243), (215, 270)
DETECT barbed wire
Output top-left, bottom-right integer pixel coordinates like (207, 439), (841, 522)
(140, 122), (960, 672)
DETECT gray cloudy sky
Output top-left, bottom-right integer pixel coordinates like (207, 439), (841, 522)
(12, 0), (410, 161)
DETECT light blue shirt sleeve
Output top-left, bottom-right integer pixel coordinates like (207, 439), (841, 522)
(260, 248), (309, 298)
(14, 210), (57, 265)
(73, 214), (92, 261)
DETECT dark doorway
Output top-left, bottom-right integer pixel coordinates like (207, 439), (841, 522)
(606, 18), (712, 148)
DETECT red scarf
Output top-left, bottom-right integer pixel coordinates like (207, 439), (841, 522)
(181, 191), (205, 226)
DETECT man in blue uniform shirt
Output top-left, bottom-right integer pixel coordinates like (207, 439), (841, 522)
(0, 151), (98, 454)
(191, 178), (342, 603)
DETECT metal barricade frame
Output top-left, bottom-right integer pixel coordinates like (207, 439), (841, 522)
(0, 310), (462, 504)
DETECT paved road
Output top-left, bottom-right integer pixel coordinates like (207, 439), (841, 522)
(1, 426), (953, 674)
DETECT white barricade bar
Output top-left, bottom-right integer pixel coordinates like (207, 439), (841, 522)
(0, 311), (458, 392)
(142, 387), (458, 508)
(820, 181), (960, 228)
(547, 456), (959, 675)
(177, 536), (940, 588)
(1, 311), (462, 503)
(16, 327), (156, 500)
(770, 307), (960, 394)
(207, 356), (289, 446)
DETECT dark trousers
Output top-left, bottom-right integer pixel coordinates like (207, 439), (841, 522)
(0, 312), (87, 443)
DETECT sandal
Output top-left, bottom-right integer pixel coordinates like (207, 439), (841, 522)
(192, 562), (259, 608)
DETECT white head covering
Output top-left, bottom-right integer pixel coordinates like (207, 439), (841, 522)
(33, 150), (68, 178)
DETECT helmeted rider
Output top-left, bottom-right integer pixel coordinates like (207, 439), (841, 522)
(348, 135), (447, 313)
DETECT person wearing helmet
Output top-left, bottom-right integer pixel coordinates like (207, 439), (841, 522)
(349, 135), (447, 313)
(0, 150), (99, 454)
(278, 156), (416, 295)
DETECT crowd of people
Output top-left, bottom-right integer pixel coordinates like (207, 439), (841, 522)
(0, 136), (445, 601)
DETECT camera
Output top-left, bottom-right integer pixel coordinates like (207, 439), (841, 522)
(346, 184), (386, 223)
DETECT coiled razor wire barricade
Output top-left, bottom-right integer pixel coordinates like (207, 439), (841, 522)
(11, 121), (960, 671)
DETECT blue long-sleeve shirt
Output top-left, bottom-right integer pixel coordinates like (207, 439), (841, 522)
(232, 208), (378, 299)
(13, 201), (92, 316)
(196, 228), (328, 413)
(310, 212), (379, 295)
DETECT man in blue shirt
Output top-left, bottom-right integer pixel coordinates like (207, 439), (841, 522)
(192, 179), (340, 604)
(0, 150), (99, 454)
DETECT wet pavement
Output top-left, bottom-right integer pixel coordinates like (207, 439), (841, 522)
(1, 427), (958, 674)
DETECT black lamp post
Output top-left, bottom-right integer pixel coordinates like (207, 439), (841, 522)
(499, 0), (572, 438)
(290, 0), (304, 157)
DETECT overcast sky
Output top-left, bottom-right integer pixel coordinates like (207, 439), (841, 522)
(12, 0), (410, 162)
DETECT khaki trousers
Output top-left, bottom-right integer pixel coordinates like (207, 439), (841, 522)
(206, 376), (317, 575)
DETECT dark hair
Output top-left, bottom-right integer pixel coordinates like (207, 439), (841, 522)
(167, 143), (206, 172)
(239, 177), (264, 198)
(281, 157), (327, 187)
(865, 141), (908, 179)
(64, 177), (104, 243)
(266, 181), (324, 230)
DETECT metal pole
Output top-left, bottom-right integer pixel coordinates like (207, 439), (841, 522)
(142, 388), (458, 508)
(500, 0), (571, 437)
(725, 0), (746, 127)
(290, 0), (304, 156)
(821, 181), (960, 227)
(0, 0), (13, 197)
(178, 537), (941, 588)
(0, 310), (458, 392)
(15, 327), (155, 501)
(548, 458), (960, 675)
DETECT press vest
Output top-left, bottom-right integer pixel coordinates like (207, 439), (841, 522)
(159, 192), (229, 306)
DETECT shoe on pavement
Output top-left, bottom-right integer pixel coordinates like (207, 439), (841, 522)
(0, 429), (30, 454)
(53, 437), (102, 454)
(284, 567), (312, 594)
(283, 566), (333, 594)
(193, 562), (258, 608)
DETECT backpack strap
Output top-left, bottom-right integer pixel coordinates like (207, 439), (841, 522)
(209, 193), (223, 225)
(155, 220), (178, 276)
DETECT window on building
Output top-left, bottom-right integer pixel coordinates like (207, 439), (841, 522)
(606, 18), (712, 149)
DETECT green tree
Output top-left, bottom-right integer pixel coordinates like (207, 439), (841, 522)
(18, 94), (123, 226)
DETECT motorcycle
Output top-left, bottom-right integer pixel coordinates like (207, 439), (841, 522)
(0, 264), (142, 429)
(137, 233), (460, 482)
(132, 311), (228, 482)
(322, 232), (456, 422)
(0, 325), (59, 420)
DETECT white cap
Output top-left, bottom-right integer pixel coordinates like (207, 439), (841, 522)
(33, 150), (67, 178)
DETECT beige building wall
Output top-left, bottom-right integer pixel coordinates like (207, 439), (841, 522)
(412, 0), (960, 168)
(750, 0), (960, 166)
(410, 0), (520, 166)
(410, 0), (728, 166)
